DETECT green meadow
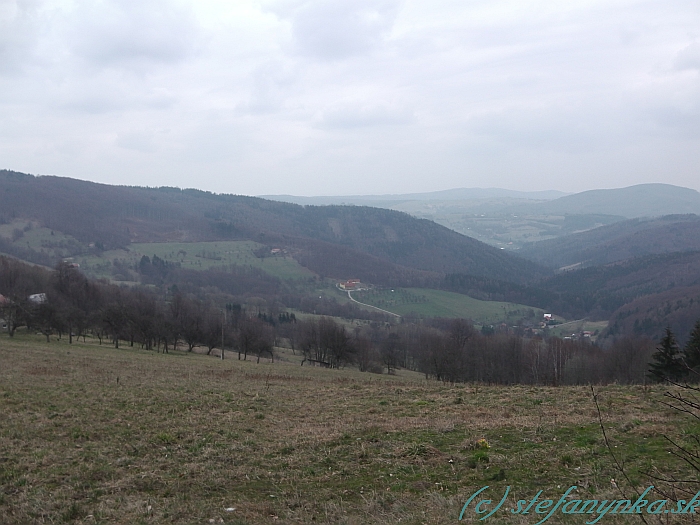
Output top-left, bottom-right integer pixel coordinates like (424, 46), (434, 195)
(350, 287), (543, 324)
(78, 241), (316, 282)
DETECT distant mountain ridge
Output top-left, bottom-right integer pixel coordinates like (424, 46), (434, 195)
(260, 187), (569, 206)
(261, 183), (700, 219)
(518, 184), (700, 218)
(263, 184), (700, 253)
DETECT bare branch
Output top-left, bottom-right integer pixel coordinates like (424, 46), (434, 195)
(591, 386), (650, 525)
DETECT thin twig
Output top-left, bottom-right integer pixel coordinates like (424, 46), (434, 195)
(642, 472), (699, 496)
(591, 386), (650, 525)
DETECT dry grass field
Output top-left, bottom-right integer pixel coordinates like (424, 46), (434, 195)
(1, 334), (697, 524)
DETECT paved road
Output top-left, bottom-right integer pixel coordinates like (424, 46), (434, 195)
(346, 290), (401, 318)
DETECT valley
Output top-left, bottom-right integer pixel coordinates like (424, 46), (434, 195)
(2, 172), (700, 525)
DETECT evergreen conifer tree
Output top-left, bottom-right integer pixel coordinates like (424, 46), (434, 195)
(648, 327), (685, 382)
(682, 319), (700, 378)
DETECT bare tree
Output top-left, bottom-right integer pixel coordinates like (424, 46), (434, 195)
(237, 316), (272, 362)
(380, 332), (402, 374)
(202, 307), (223, 355)
(354, 333), (379, 372)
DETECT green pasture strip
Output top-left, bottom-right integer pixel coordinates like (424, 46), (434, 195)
(78, 241), (316, 282)
(352, 287), (543, 323)
(132, 241), (316, 281)
(0, 219), (86, 258)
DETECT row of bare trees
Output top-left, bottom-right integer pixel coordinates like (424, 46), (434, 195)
(0, 258), (277, 360)
(277, 316), (658, 384)
(1, 256), (665, 384)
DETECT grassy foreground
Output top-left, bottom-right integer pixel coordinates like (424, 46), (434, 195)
(0, 335), (696, 524)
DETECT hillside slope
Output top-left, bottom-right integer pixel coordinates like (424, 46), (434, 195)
(537, 250), (700, 319)
(0, 170), (548, 284)
(518, 214), (700, 268)
(604, 284), (700, 345)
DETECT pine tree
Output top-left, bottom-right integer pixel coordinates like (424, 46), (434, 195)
(648, 327), (686, 382)
(682, 319), (700, 378)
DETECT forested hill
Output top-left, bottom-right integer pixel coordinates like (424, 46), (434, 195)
(286, 206), (548, 281)
(511, 210), (700, 340)
(0, 170), (548, 284)
(518, 214), (700, 269)
(605, 284), (700, 346)
(537, 250), (700, 320)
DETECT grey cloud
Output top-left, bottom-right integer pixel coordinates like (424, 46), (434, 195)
(240, 61), (297, 115)
(319, 104), (413, 128)
(275, 0), (400, 60)
(675, 42), (700, 71)
(467, 106), (606, 153)
(68, 0), (200, 69)
(116, 131), (157, 153)
(650, 105), (700, 139)
(55, 77), (178, 115)
(0, 0), (41, 75)
(3, 1), (700, 196)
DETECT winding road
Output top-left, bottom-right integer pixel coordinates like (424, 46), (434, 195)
(345, 289), (401, 318)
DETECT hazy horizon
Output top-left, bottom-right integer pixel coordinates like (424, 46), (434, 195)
(8, 168), (700, 200)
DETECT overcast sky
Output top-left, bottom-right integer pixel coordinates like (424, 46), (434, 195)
(1, 0), (699, 196)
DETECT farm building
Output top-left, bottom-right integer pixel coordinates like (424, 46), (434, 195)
(338, 279), (362, 290)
